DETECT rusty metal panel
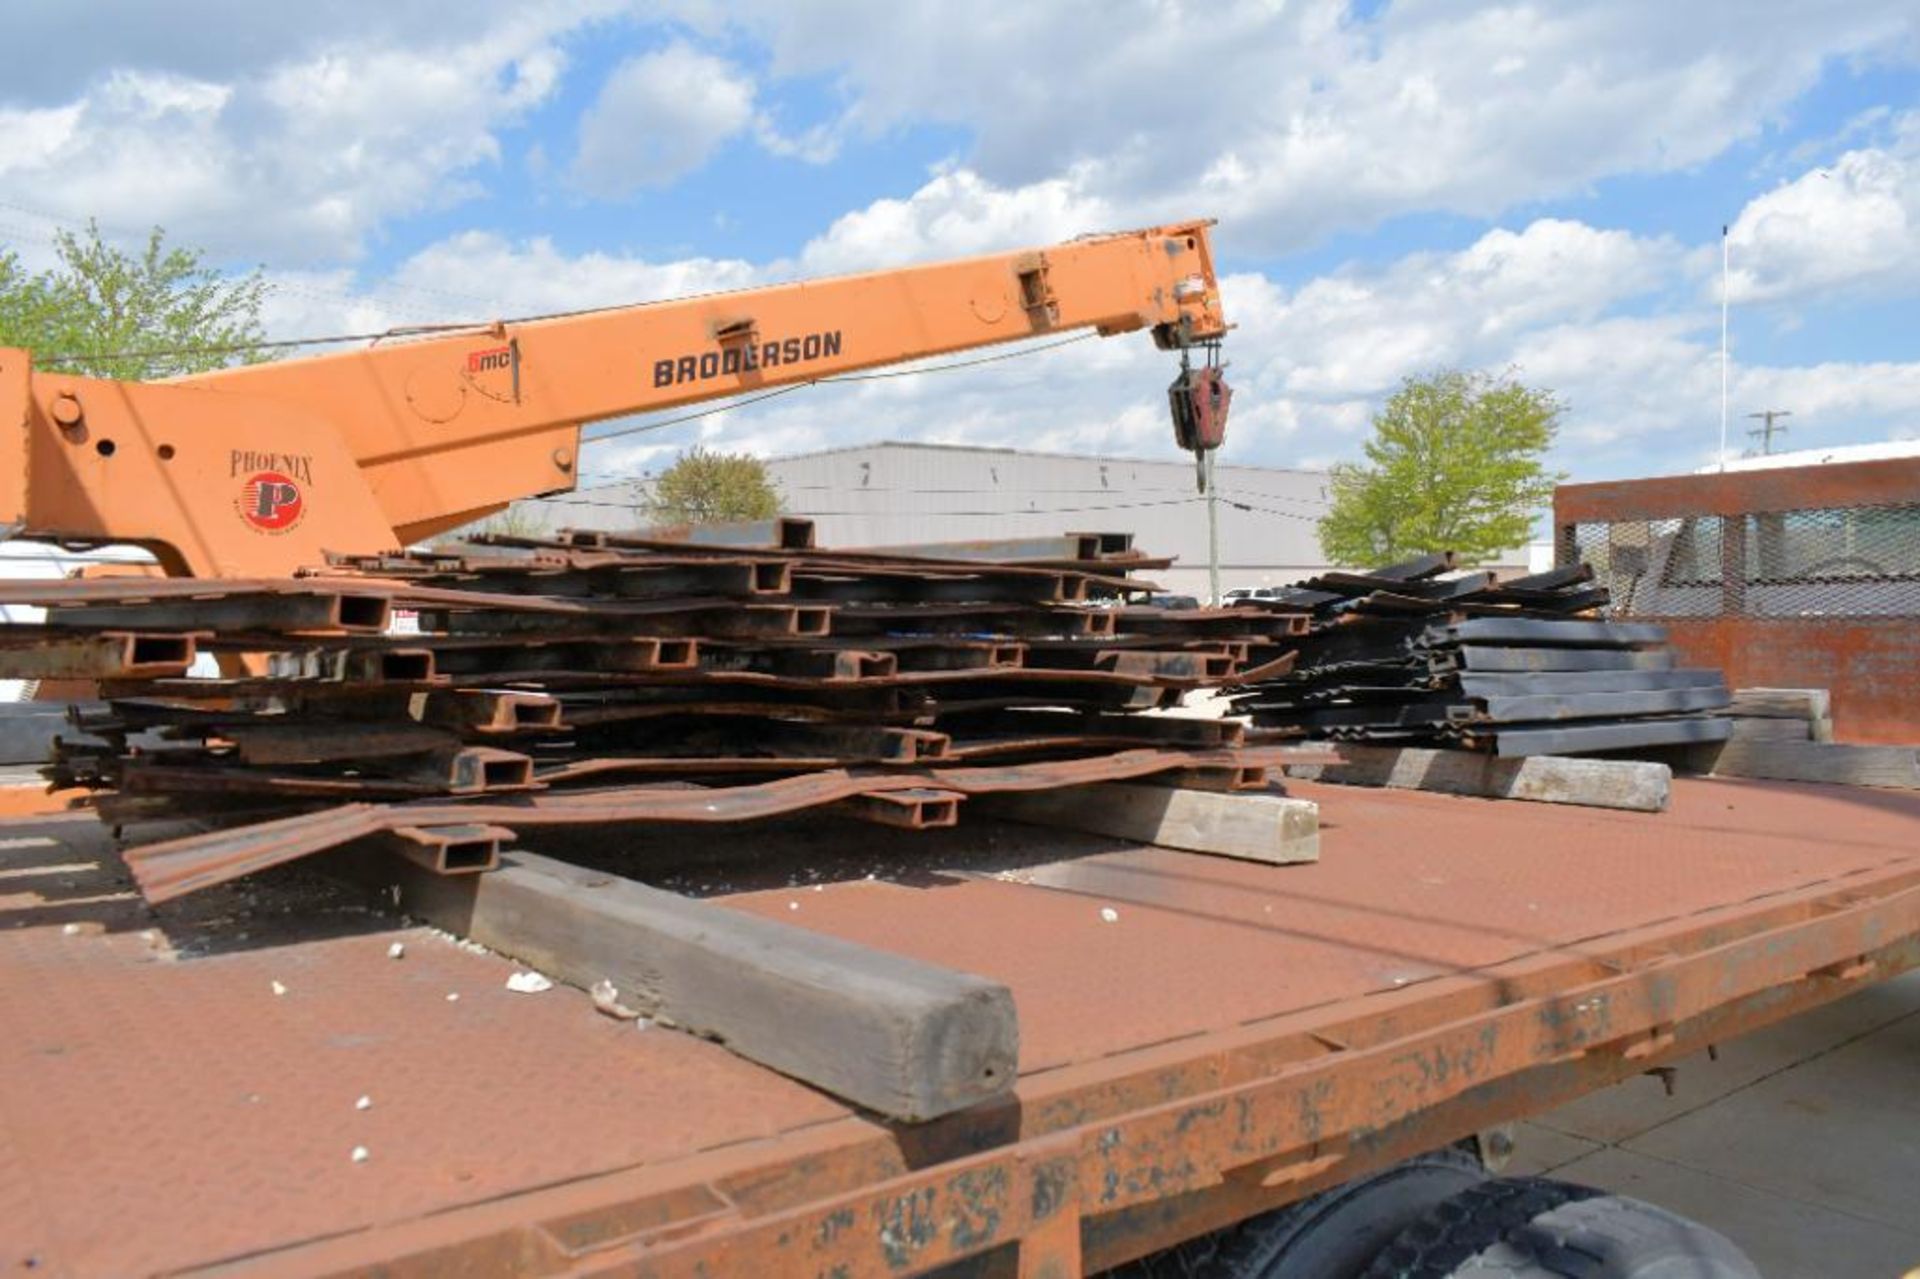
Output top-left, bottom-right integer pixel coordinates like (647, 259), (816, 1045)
(1556, 455), (1920, 522)
(1657, 617), (1920, 745)
(1555, 456), (1920, 743)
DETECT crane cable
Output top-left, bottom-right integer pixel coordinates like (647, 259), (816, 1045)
(33, 323), (1101, 445)
(582, 333), (1098, 446)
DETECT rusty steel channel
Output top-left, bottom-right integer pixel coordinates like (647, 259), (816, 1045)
(8, 529), (1316, 909)
(118, 745), (1316, 902)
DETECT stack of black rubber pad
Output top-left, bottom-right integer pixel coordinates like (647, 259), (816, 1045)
(1229, 554), (1733, 757)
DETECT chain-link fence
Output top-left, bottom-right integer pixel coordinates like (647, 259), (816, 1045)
(1570, 501), (1920, 619)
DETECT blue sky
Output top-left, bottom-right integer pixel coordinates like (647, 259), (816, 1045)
(1, 1), (1916, 484)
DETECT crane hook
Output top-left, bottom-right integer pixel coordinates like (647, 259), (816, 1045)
(1169, 340), (1231, 492)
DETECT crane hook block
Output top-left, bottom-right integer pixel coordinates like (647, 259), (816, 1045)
(1170, 364), (1232, 454)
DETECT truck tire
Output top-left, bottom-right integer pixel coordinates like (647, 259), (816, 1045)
(1359, 1176), (1760, 1278)
(1131, 1147), (1486, 1277)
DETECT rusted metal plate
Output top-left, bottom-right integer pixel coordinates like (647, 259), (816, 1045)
(1660, 616), (1920, 745)
(3, 777), (1917, 1275)
(1556, 455), (1920, 522)
(1554, 457), (1920, 744)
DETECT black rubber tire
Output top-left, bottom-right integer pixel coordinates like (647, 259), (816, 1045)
(1359, 1176), (1761, 1278)
(1128, 1147), (1487, 1278)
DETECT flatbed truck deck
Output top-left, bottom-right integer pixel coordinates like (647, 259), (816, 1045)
(4, 773), (1917, 1276)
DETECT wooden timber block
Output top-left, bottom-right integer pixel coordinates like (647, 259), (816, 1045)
(978, 782), (1319, 865)
(1726, 717), (1813, 743)
(1706, 738), (1920, 790)
(1286, 746), (1670, 813)
(383, 850), (1018, 1122)
(1726, 688), (1831, 721)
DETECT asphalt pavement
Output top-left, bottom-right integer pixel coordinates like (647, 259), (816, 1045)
(1510, 970), (1920, 1278)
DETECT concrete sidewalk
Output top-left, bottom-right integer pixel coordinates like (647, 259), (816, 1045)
(1510, 970), (1920, 1278)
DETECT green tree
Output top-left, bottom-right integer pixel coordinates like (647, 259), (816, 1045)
(1318, 369), (1565, 568)
(645, 447), (783, 525)
(0, 221), (268, 380)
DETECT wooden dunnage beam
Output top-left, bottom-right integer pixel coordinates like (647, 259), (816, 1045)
(1725, 717), (1814, 742)
(979, 782), (1319, 865)
(1726, 687), (1831, 720)
(1285, 745), (1671, 813)
(1705, 739), (1920, 790)
(384, 850), (1018, 1121)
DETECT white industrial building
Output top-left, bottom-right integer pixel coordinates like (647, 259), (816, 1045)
(519, 441), (1526, 598)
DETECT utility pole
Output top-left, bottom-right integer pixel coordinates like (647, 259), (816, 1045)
(1745, 409), (1792, 455)
(1203, 451), (1221, 605)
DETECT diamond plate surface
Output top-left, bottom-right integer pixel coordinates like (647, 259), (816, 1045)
(2, 773), (1916, 1275)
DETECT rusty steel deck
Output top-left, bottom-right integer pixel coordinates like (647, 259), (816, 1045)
(3, 774), (1917, 1276)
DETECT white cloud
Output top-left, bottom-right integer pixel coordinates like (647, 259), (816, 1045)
(0, 8), (604, 262)
(699, 0), (1919, 252)
(1728, 113), (1920, 304)
(258, 231), (767, 339)
(9, 0), (1915, 280)
(574, 44), (758, 196)
(798, 168), (1115, 273)
(260, 212), (1920, 486)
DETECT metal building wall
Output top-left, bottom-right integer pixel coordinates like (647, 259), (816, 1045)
(523, 442), (1527, 595)
(528, 443), (1334, 596)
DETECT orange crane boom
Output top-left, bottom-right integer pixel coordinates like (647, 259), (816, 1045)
(0, 222), (1227, 578)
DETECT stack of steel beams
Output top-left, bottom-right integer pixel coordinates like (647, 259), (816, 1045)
(0, 520), (1313, 899)
(1228, 555), (1733, 756)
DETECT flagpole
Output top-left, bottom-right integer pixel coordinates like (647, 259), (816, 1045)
(1728, 225), (1743, 472)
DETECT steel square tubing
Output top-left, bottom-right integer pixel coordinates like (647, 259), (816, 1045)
(829, 604), (1117, 638)
(577, 516), (817, 550)
(789, 569), (1081, 605)
(119, 746), (1269, 900)
(0, 631), (196, 679)
(1116, 607), (1300, 636)
(38, 591), (391, 635)
(379, 638), (700, 675)
(416, 604), (831, 639)
(343, 557), (794, 601)
(0, 577), (389, 627)
(847, 532), (1136, 562)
